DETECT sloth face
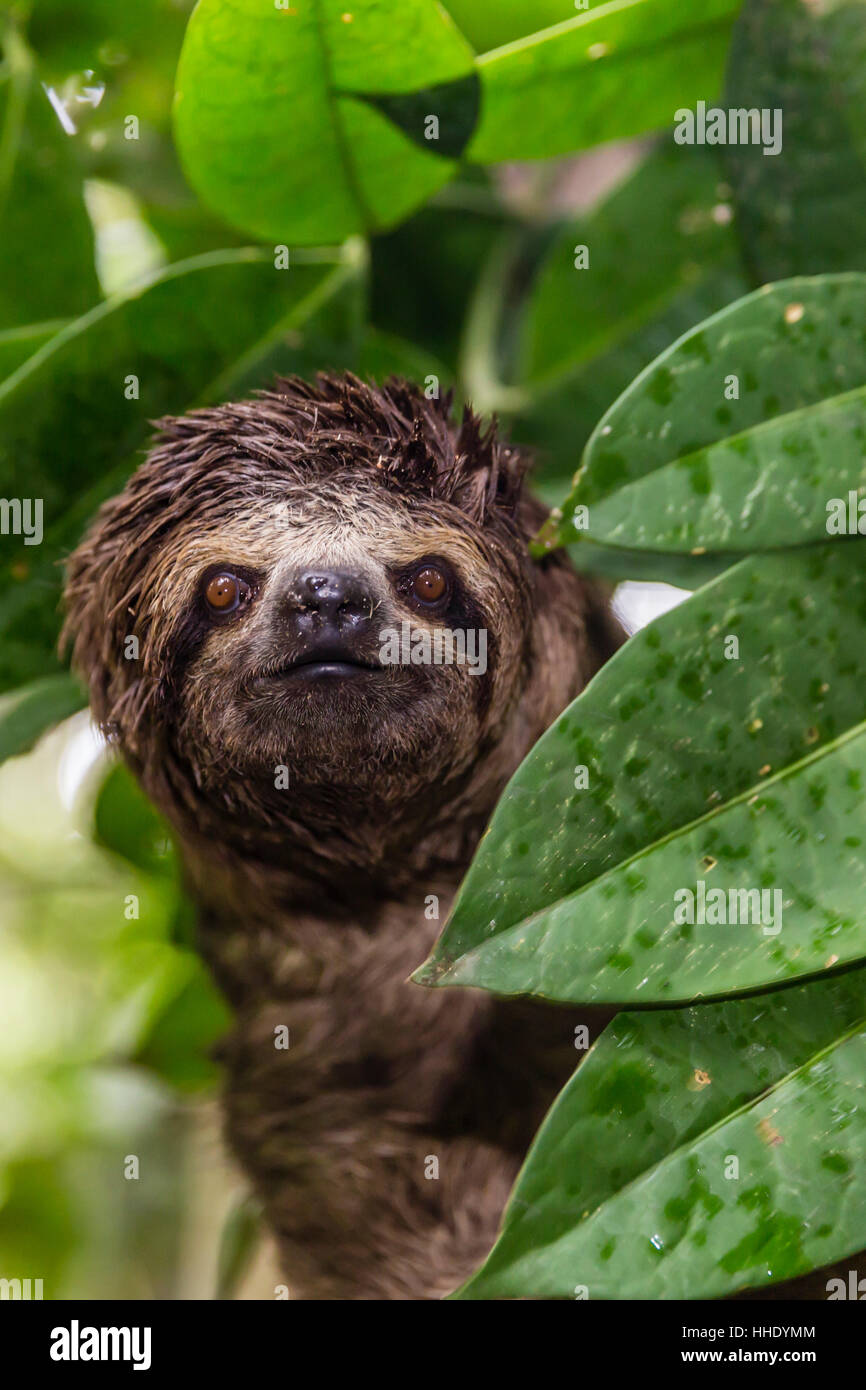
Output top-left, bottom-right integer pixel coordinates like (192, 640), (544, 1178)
(64, 377), (543, 820)
(163, 479), (530, 791)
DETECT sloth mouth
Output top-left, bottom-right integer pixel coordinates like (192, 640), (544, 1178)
(264, 647), (383, 682)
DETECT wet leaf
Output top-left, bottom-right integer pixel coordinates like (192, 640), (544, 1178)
(520, 144), (742, 391)
(545, 274), (866, 553)
(417, 544), (866, 1002)
(457, 973), (866, 1298)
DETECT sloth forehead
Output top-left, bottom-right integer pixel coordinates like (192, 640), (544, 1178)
(140, 480), (503, 611)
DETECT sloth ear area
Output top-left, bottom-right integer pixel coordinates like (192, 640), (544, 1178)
(446, 407), (531, 523)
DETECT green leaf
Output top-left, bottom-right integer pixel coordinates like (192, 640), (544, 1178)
(443, 1), (576, 53)
(561, 540), (738, 590)
(457, 973), (866, 1299)
(0, 674), (85, 765)
(94, 764), (177, 879)
(0, 18), (100, 328)
(174, 0), (477, 243)
(724, 0), (866, 283)
(468, 0), (741, 164)
(416, 544), (866, 1002)
(136, 968), (231, 1092)
(0, 242), (364, 690)
(545, 273), (866, 554)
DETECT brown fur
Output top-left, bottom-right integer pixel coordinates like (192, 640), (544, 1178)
(63, 374), (622, 1299)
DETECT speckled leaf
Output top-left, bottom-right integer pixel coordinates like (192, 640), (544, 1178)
(545, 274), (866, 553)
(416, 544), (866, 1001)
(0, 244), (363, 690)
(724, 0), (866, 283)
(468, 0), (740, 164)
(174, 0), (477, 243)
(456, 973), (866, 1299)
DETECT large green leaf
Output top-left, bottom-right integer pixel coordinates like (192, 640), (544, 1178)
(0, 242), (365, 690)
(174, 0), (478, 243)
(416, 544), (866, 1001)
(467, 0), (740, 164)
(544, 274), (866, 554)
(724, 0), (866, 283)
(0, 18), (100, 328)
(457, 973), (866, 1299)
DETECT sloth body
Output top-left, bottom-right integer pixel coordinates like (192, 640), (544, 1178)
(65, 376), (621, 1299)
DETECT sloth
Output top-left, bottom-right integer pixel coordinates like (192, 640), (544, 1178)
(63, 372), (627, 1299)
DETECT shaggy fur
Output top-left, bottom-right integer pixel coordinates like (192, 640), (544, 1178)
(63, 374), (624, 1299)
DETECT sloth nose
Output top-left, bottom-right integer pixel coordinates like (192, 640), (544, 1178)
(283, 569), (375, 632)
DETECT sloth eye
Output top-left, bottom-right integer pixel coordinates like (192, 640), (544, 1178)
(204, 572), (251, 614)
(411, 565), (449, 606)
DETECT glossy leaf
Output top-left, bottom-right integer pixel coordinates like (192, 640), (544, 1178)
(174, 0), (477, 243)
(458, 973), (866, 1298)
(724, 0), (866, 283)
(545, 274), (866, 553)
(416, 544), (866, 1001)
(468, 0), (740, 164)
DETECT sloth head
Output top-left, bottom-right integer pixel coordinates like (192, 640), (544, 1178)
(64, 375), (598, 861)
